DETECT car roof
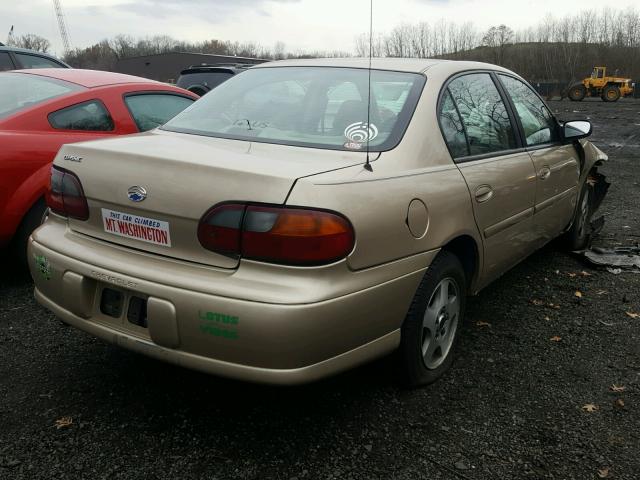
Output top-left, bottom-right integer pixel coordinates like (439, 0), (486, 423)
(0, 46), (70, 66)
(252, 57), (512, 75)
(10, 68), (163, 88)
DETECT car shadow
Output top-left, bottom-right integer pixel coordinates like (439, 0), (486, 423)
(0, 249), (34, 288)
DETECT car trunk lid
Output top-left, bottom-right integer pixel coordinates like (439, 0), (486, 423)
(56, 130), (363, 269)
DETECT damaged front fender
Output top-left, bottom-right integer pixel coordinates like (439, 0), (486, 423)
(581, 140), (610, 213)
(565, 140), (611, 247)
(582, 140), (609, 168)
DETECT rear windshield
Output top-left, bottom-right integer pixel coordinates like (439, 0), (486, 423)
(0, 72), (82, 119)
(162, 67), (426, 151)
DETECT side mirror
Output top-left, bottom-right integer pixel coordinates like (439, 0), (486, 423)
(563, 120), (592, 141)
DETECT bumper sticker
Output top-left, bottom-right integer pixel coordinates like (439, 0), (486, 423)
(343, 121), (378, 150)
(34, 254), (51, 280)
(101, 208), (171, 247)
(199, 310), (239, 340)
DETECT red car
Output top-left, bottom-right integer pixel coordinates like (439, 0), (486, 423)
(0, 68), (198, 264)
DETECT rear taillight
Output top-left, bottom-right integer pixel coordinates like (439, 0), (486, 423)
(197, 203), (244, 256)
(46, 166), (89, 220)
(198, 203), (355, 266)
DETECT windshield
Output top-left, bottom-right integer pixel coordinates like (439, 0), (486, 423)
(0, 72), (83, 120)
(162, 67), (426, 151)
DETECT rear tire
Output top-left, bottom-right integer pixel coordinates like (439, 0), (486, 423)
(602, 85), (620, 102)
(397, 251), (466, 387)
(568, 84), (586, 101)
(10, 198), (47, 269)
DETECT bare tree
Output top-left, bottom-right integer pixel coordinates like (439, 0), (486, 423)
(273, 41), (286, 60)
(13, 34), (51, 53)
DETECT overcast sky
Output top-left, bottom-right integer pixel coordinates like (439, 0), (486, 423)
(1, 0), (638, 56)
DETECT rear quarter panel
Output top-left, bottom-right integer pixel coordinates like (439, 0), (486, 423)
(287, 162), (479, 273)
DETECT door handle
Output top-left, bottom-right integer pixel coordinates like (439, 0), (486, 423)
(474, 185), (494, 203)
(538, 166), (551, 180)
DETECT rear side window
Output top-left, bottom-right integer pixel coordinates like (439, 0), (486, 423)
(15, 53), (64, 69)
(0, 52), (14, 71)
(498, 75), (558, 146)
(439, 90), (468, 158)
(124, 94), (194, 132)
(446, 73), (517, 156)
(49, 100), (114, 131)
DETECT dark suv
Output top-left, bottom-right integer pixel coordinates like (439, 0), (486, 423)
(176, 64), (256, 96)
(0, 44), (70, 71)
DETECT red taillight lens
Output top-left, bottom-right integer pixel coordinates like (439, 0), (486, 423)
(46, 166), (65, 214)
(197, 203), (245, 256)
(243, 206), (354, 265)
(46, 166), (89, 220)
(197, 204), (355, 266)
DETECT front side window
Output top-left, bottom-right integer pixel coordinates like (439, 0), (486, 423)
(447, 73), (517, 156)
(15, 53), (64, 69)
(0, 72), (82, 119)
(499, 75), (558, 146)
(124, 94), (194, 132)
(162, 67), (426, 152)
(48, 100), (114, 131)
(439, 90), (468, 158)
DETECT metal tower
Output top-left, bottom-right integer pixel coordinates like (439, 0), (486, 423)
(7, 25), (15, 46)
(52, 0), (72, 54)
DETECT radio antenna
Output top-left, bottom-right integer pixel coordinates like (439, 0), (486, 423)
(364, 0), (373, 172)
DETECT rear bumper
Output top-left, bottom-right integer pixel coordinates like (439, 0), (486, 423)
(35, 287), (400, 385)
(28, 219), (434, 384)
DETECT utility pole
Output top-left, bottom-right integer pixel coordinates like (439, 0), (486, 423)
(7, 25), (15, 46)
(52, 0), (72, 54)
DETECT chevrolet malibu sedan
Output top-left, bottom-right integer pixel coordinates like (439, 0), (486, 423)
(0, 69), (197, 265)
(29, 59), (608, 386)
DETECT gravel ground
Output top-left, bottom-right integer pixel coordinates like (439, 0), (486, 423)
(1, 98), (639, 480)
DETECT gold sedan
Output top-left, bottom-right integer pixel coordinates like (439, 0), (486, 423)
(29, 58), (608, 386)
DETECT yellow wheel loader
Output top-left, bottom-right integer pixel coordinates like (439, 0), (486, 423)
(568, 67), (635, 102)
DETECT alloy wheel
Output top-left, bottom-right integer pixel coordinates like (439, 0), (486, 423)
(421, 277), (461, 369)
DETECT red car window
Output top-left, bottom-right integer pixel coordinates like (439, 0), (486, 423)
(48, 100), (114, 132)
(124, 93), (194, 132)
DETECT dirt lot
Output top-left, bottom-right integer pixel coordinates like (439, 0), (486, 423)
(1, 98), (639, 480)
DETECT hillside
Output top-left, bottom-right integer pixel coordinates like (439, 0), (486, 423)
(442, 42), (640, 89)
